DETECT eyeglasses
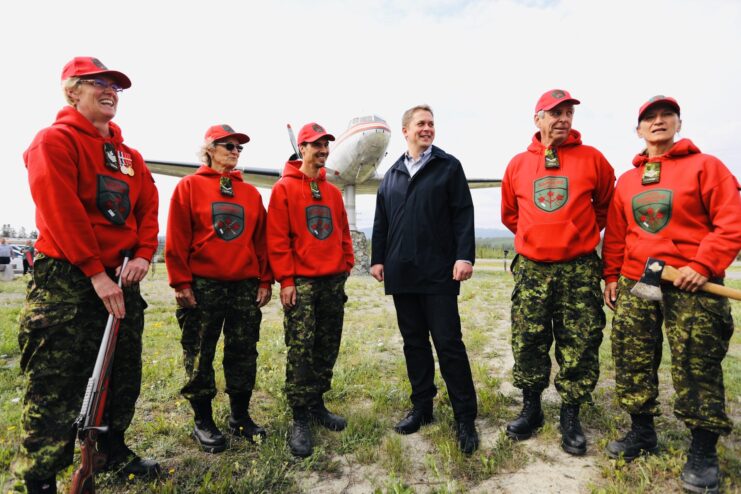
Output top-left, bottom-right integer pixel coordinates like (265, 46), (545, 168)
(215, 142), (244, 153)
(78, 78), (124, 93)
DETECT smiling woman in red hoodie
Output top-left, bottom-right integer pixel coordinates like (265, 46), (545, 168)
(17, 57), (160, 493)
(165, 125), (272, 454)
(602, 96), (741, 493)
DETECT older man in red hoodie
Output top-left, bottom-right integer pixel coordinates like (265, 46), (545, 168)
(501, 89), (615, 456)
(267, 122), (354, 458)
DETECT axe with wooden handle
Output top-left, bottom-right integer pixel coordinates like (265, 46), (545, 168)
(630, 257), (741, 301)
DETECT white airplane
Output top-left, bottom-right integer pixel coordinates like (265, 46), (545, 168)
(145, 115), (502, 230)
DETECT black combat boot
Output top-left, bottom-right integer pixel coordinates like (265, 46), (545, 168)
(456, 420), (479, 455)
(190, 399), (226, 453)
(309, 397), (347, 431)
(681, 428), (720, 494)
(101, 430), (161, 476)
(289, 408), (313, 457)
(23, 476), (56, 494)
(559, 404), (587, 456)
(506, 389), (544, 441)
(606, 414), (658, 461)
(228, 392), (267, 443)
(393, 402), (433, 434)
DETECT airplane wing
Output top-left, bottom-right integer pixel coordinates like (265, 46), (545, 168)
(145, 159), (200, 177)
(355, 177), (383, 194)
(468, 179), (502, 188)
(145, 159), (282, 188)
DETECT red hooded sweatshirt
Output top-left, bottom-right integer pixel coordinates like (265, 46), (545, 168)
(24, 107), (159, 276)
(267, 161), (354, 288)
(501, 130), (615, 262)
(165, 166), (272, 290)
(603, 138), (741, 283)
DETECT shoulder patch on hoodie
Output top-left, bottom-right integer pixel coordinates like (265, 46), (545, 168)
(97, 175), (130, 225)
(212, 202), (244, 241)
(632, 189), (672, 233)
(306, 205), (333, 240)
(533, 176), (568, 212)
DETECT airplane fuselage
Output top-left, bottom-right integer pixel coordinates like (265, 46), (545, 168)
(325, 116), (391, 189)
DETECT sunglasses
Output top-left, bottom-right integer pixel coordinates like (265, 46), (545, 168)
(215, 142), (244, 153)
(78, 78), (124, 93)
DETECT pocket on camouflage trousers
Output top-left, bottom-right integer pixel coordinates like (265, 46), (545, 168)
(19, 303), (77, 330)
(697, 294), (734, 342)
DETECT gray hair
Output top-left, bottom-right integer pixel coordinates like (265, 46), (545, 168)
(401, 104), (434, 128)
(198, 141), (214, 167)
(62, 77), (81, 105)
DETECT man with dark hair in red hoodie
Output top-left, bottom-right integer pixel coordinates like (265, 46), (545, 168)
(267, 122), (354, 458)
(501, 89), (615, 456)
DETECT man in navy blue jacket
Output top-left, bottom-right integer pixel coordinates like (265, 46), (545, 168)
(371, 104), (478, 454)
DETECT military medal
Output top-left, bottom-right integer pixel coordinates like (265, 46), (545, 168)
(309, 181), (322, 200)
(117, 150), (135, 177)
(220, 176), (234, 197)
(544, 148), (560, 169)
(642, 161), (661, 185)
(103, 143), (119, 171)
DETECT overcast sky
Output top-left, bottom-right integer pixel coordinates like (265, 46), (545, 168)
(2, 0), (740, 234)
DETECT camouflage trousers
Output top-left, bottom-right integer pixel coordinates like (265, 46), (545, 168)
(13, 255), (145, 481)
(284, 274), (347, 409)
(510, 252), (605, 404)
(612, 276), (734, 435)
(176, 277), (262, 401)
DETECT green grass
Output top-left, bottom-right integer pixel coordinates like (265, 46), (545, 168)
(0, 269), (739, 493)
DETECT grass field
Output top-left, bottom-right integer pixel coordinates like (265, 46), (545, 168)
(0, 260), (739, 493)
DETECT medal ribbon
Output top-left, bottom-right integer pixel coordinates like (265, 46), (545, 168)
(544, 147), (560, 169)
(220, 176), (234, 197)
(642, 161), (661, 185)
(309, 181), (322, 200)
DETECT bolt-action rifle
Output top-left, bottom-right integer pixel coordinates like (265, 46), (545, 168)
(70, 251), (132, 494)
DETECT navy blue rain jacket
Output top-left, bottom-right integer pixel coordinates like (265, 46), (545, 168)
(371, 146), (475, 295)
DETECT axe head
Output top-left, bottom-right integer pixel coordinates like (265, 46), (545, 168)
(630, 257), (666, 301)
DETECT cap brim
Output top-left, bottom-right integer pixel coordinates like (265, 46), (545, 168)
(303, 133), (335, 143)
(84, 69), (132, 89)
(638, 99), (680, 121)
(542, 98), (580, 112)
(215, 133), (250, 144)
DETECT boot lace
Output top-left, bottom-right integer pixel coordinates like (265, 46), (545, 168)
(519, 399), (539, 418)
(622, 429), (641, 444)
(687, 451), (704, 470)
(562, 407), (579, 429)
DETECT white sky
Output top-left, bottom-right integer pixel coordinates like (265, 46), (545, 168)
(2, 0), (740, 233)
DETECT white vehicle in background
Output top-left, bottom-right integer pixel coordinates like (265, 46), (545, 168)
(1, 244), (27, 276)
(11, 245), (26, 273)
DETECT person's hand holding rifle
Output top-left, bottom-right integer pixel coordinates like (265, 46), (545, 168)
(70, 250), (132, 494)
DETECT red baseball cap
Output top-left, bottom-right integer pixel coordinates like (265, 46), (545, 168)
(61, 57), (131, 89)
(535, 89), (580, 113)
(297, 122), (335, 144)
(204, 124), (250, 144)
(638, 95), (680, 121)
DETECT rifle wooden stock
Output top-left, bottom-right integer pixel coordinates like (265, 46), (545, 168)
(70, 253), (130, 494)
(69, 433), (105, 494)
